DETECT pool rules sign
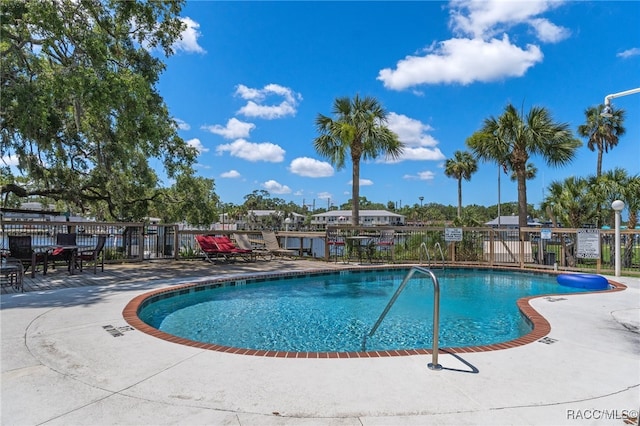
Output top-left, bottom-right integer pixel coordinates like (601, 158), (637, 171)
(577, 229), (600, 259)
(444, 228), (463, 242)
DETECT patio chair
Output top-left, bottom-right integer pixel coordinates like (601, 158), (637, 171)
(8, 235), (47, 278)
(261, 231), (297, 259)
(78, 235), (107, 274)
(375, 230), (395, 262)
(48, 233), (77, 271)
(326, 229), (345, 263)
(233, 233), (272, 260)
(1, 257), (24, 292)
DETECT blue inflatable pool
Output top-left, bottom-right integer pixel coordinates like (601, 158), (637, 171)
(557, 273), (609, 290)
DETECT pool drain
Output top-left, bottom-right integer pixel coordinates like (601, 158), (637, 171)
(103, 324), (134, 337)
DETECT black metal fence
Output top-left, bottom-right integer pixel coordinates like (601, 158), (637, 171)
(2, 221), (638, 276)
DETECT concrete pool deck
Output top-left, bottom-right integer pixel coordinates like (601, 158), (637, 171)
(1, 260), (639, 425)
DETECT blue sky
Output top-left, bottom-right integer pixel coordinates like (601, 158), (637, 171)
(159, 1), (640, 211)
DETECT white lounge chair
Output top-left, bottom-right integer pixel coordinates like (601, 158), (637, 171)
(261, 231), (297, 258)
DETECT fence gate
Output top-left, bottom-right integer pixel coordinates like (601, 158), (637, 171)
(144, 225), (176, 259)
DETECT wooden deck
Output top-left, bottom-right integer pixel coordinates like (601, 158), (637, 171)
(1, 258), (343, 295)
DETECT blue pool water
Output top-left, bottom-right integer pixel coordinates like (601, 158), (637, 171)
(138, 269), (599, 352)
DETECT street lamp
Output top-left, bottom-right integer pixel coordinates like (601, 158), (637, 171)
(284, 217), (292, 249)
(601, 87), (640, 117)
(611, 200), (625, 277)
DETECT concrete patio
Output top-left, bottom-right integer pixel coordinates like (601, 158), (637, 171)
(1, 260), (639, 425)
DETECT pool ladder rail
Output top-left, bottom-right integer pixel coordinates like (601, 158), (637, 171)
(364, 266), (442, 371)
(419, 241), (445, 270)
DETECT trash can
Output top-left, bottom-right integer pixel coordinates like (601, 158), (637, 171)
(544, 252), (556, 266)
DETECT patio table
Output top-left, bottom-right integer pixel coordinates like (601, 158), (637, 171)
(346, 235), (377, 264)
(34, 245), (94, 275)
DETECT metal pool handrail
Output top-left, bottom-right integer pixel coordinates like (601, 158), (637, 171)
(434, 242), (445, 270)
(419, 242), (431, 266)
(365, 266), (442, 371)
(419, 242), (445, 270)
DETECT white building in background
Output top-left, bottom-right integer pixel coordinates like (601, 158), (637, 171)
(311, 210), (405, 229)
(236, 210), (306, 230)
(484, 216), (543, 228)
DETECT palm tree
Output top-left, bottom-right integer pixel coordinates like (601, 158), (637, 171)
(444, 150), (478, 218)
(314, 95), (403, 225)
(577, 104), (626, 178)
(541, 176), (594, 228)
(591, 168), (639, 267)
(621, 174), (640, 267)
(541, 176), (595, 267)
(467, 103), (581, 228)
(588, 168), (627, 228)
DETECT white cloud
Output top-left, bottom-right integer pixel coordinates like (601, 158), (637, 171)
(174, 118), (190, 131)
(317, 192), (332, 199)
(289, 157), (334, 177)
(202, 118), (255, 139)
(235, 84), (302, 119)
(378, 0), (568, 91)
(262, 179), (291, 194)
(220, 170), (241, 178)
(392, 147), (446, 163)
(403, 170), (436, 181)
(378, 35), (542, 90)
(186, 138), (208, 154)
(216, 139), (285, 162)
(529, 18), (570, 43)
(387, 112), (436, 147)
(617, 47), (640, 58)
(380, 112), (446, 163)
(174, 17), (206, 54)
(449, 0), (558, 39)
(348, 179), (373, 186)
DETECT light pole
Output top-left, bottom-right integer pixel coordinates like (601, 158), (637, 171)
(601, 87), (640, 117)
(612, 200), (625, 277)
(284, 217), (291, 249)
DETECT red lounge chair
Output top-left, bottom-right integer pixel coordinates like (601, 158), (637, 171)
(195, 235), (252, 263)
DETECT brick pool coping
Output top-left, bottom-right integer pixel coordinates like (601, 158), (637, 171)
(122, 266), (627, 358)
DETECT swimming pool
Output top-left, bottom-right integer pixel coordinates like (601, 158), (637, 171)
(132, 268), (609, 354)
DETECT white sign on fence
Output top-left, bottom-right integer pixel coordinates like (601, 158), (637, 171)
(541, 228), (551, 240)
(577, 228), (600, 259)
(444, 227), (463, 242)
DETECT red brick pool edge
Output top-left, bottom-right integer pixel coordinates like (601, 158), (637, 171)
(122, 269), (627, 358)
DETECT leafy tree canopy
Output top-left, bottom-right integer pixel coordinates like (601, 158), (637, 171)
(0, 0), (215, 224)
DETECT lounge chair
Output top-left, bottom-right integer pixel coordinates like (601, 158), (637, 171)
(261, 231), (297, 259)
(195, 235), (252, 263)
(233, 233), (272, 260)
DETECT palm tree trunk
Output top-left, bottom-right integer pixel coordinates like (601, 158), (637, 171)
(352, 157), (360, 226)
(517, 171), (528, 228)
(457, 178), (462, 218)
(596, 149), (603, 178)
